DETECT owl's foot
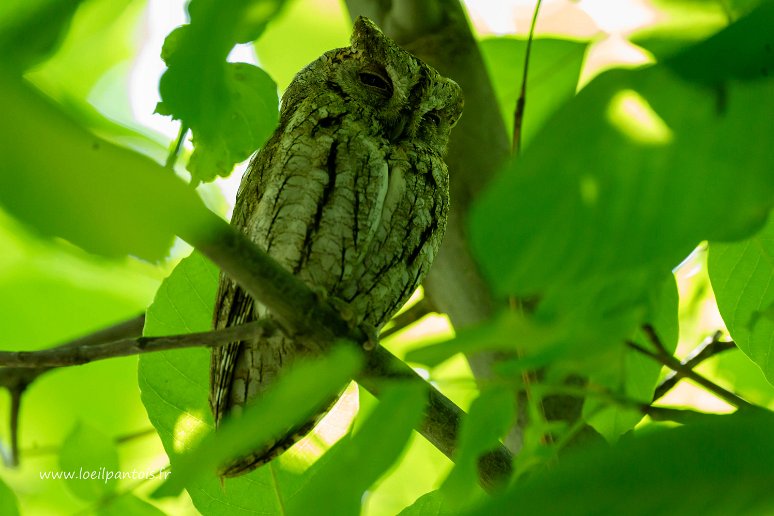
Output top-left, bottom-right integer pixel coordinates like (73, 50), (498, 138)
(358, 321), (379, 351)
(324, 295), (379, 351)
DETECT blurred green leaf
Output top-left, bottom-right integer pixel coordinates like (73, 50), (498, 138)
(95, 494), (166, 516)
(22, 0), (166, 160)
(157, 0), (283, 183)
(439, 387), (514, 508)
(480, 37), (588, 149)
(468, 411), (774, 516)
(469, 6), (774, 368)
(665, 1), (773, 84)
(708, 215), (774, 385)
(584, 276), (679, 440)
(397, 490), (452, 516)
(59, 423), (120, 501)
(0, 0), (83, 70)
(253, 0), (349, 90)
(631, 0), (763, 60)
(153, 346), (361, 498)
(0, 71), (213, 261)
(139, 252), (348, 513)
(0, 477), (19, 516)
(287, 382), (426, 516)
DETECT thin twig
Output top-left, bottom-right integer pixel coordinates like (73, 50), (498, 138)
(165, 123), (188, 170)
(627, 326), (752, 409)
(653, 332), (736, 401)
(512, 0), (543, 155)
(0, 212), (515, 489)
(6, 385), (24, 467)
(0, 320), (274, 368)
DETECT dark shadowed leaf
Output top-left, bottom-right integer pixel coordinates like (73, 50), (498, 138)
(0, 0), (83, 70)
(469, 5), (774, 369)
(467, 411), (774, 516)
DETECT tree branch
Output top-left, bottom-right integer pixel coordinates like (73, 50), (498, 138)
(653, 332), (736, 401)
(0, 211), (513, 489)
(0, 320), (273, 368)
(191, 208), (516, 488)
(627, 326), (751, 409)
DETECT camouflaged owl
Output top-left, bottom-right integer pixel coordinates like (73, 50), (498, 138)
(210, 16), (463, 476)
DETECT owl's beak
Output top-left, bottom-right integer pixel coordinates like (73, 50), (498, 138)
(387, 113), (411, 142)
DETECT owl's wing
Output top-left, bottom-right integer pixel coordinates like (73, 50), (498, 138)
(209, 112), (389, 429)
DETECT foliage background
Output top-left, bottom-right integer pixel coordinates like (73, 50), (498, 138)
(0, 0), (772, 514)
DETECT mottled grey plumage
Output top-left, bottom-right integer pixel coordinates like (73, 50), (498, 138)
(210, 16), (462, 476)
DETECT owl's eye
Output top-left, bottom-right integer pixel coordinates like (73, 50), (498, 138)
(425, 112), (442, 126)
(358, 71), (393, 96)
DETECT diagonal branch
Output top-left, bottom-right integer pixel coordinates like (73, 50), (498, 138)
(0, 212), (513, 489)
(627, 326), (751, 409)
(653, 332), (736, 401)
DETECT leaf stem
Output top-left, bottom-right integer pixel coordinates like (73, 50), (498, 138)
(513, 0), (543, 155)
(165, 123), (189, 170)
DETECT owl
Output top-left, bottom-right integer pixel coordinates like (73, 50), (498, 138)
(210, 16), (463, 477)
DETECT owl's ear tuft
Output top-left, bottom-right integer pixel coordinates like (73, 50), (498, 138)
(351, 16), (389, 54)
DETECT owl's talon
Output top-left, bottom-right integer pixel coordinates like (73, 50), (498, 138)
(326, 296), (378, 349)
(360, 322), (379, 351)
(326, 295), (355, 323)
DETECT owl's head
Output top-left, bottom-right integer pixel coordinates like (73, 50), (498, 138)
(286, 16), (463, 154)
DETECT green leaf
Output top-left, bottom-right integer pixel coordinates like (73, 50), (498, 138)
(0, 0), (83, 70)
(153, 346), (362, 498)
(186, 63), (278, 183)
(156, 0), (284, 183)
(397, 490), (453, 516)
(95, 494), (166, 516)
(479, 37), (588, 149)
(0, 71), (213, 261)
(439, 387), (514, 508)
(287, 382), (427, 516)
(584, 276), (679, 440)
(709, 215), (774, 385)
(58, 423), (120, 501)
(0, 476), (19, 516)
(631, 0), (764, 60)
(139, 252), (351, 513)
(469, 6), (774, 364)
(664, 1), (774, 85)
(467, 411), (774, 516)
